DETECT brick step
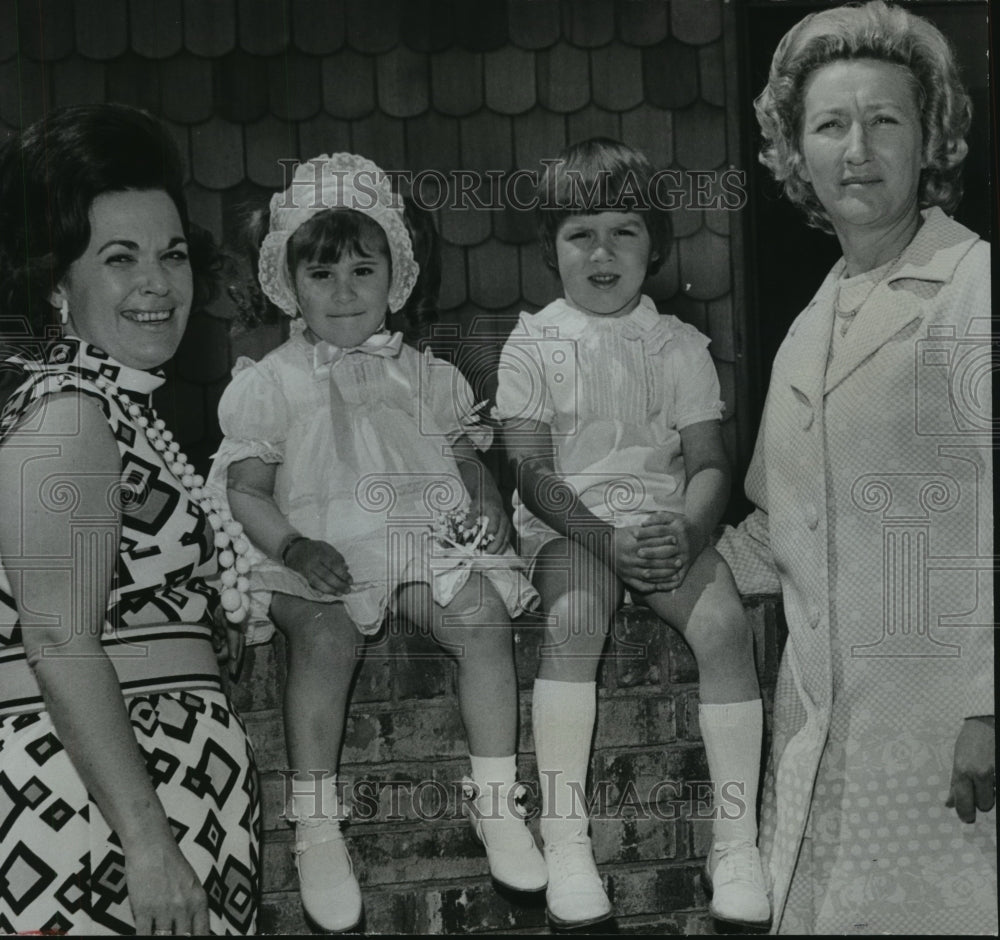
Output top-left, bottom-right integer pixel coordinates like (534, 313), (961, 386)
(259, 862), (713, 935)
(234, 597), (785, 934)
(262, 811), (710, 889)
(255, 746), (712, 831)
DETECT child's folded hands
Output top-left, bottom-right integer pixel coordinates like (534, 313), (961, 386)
(640, 511), (692, 590)
(612, 511), (690, 594)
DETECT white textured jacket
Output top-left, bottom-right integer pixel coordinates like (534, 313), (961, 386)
(719, 207), (995, 933)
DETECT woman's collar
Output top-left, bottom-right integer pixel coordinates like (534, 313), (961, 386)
(887, 206), (981, 284)
(48, 336), (166, 399)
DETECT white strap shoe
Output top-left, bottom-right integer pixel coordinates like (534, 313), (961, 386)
(293, 818), (363, 933)
(462, 777), (548, 892)
(706, 840), (771, 928)
(543, 835), (613, 928)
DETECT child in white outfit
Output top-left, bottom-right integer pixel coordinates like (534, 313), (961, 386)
(209, 154), (546, 931)
(495, 139), (771, 929)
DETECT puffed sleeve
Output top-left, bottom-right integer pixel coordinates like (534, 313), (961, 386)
(206, 357), (290, 495)
(420, 349), (493, 451)
(494, 312), (554, 426)
(668, 325), (725, 429)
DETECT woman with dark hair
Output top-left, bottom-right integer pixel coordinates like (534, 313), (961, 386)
(718, 1), (995, 932)
(0, 104), (260, 935)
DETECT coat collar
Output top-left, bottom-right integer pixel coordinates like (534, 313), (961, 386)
(782, 268), (839, 408)
(825, 207), (979, 393)
(783, 207), (980, 399)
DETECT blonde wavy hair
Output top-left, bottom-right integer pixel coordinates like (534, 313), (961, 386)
(755, 0), (971, 232)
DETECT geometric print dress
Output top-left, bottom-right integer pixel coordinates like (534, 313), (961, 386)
(0, 338), (260, 935)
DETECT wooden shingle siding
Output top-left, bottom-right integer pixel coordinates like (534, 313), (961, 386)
(77, 0), (129, 59)
(6, 0), (747, 486)
(18, 0), (74, 61)
(291, 0), (346, 55)
(52, 56), (106, 108)
(131, 0), (183, 58)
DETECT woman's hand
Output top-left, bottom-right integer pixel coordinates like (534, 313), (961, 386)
(212, 606), (247, 682)
(125, 833), (210, 935)
(946, 716), (996, 822)
(285, 538), (353, 595)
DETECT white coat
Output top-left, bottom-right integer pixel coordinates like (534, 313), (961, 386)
(718, 207), (995, 934)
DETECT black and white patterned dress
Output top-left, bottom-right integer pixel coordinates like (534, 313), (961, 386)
(0, 339), (260, 935)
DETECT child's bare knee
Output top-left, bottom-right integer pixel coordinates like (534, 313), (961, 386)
(282, 604), (356, 654)
(690, 603), (751, 657)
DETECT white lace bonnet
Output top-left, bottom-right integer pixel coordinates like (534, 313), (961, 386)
(257, 152), (419, 316)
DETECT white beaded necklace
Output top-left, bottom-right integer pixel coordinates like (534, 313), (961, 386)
(92, 375), (252, 625)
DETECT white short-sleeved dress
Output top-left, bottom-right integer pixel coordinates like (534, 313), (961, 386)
(209, 329), (538, 643)
(494, 296), (725, 559)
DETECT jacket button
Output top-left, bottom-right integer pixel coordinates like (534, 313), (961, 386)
(801, 411), (813, 431)
(805, 502), (819, 529)
(809, 606), (821, 629)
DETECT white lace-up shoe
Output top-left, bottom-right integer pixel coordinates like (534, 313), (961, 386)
(293, 818), (363, 933)
(462, 777), (548, 891)
(706, 840), (771, 928)
(543, 835), (613, 928)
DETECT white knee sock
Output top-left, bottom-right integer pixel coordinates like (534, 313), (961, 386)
(698, 699), (763, 845)
(533, 677), (597, 844)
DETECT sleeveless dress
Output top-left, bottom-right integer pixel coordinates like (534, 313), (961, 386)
(0, 338), (260, 935)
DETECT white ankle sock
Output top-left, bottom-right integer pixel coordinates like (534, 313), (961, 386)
(470, 754), (518, 790)
(289, 773), (352, 885)
(469, 753), (519, 814)
(288, 772), (344, 824)
(533, 678), (597, 844)
(698, 700), (763, 844)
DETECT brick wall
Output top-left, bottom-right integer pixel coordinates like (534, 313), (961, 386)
(231, 595), (786, 934)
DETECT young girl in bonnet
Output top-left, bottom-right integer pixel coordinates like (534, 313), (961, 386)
(210, 154), (545, 930)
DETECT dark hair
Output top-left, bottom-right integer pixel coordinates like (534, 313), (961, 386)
(229, 207), (393, 329)
(756, 0), (971, 231)
(535, 137), (672, 276)
(231, 201), (436, 338)
(0, 104), (220, 338)
(285, 209), (389, 276)
(391, 196), (440, 342)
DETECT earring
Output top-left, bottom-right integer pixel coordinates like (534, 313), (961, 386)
(58, 298), (69, 325)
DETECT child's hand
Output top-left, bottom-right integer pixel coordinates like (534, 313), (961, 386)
(638, 512), (691, 590)
(612, 525), (680, 594)
(468, 491), (511, 555)
(285, 538), (353, 596)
